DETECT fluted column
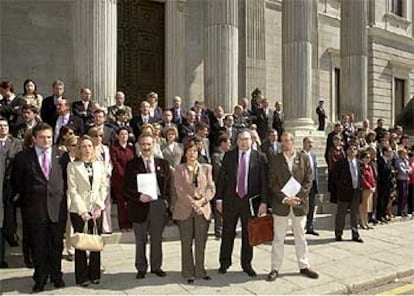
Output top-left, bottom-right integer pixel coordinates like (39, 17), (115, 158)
(239, 0), (266, 97)
(282, 0), (314, 129)
(340, 0), (368, 121)
(206, 0), (238, 112)
(165, 0), (186, 101)
(74, 0), (117, 107)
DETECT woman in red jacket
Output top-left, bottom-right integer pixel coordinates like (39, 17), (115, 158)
(360, 151), (376, 229)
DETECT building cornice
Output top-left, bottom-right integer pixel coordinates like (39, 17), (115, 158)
(369, 27), (414, 54)
(265, 0), (281, 11)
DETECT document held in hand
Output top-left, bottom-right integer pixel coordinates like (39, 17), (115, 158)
(136, 173), (158, 200)
(281, 176), (302, 197)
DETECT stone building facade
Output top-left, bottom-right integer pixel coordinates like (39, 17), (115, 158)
(1, 0), (413, 128)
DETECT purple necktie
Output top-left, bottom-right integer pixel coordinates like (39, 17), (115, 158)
(146, 159), (151, 173)
(42, 149), (50, 179)
(237, 152), (247, 198)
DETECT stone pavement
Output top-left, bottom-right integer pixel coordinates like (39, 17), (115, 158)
(1, 215), (414, 295)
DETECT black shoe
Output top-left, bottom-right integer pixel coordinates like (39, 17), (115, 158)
(24, 261), (33, 268)
(265, 270), (278, 282)
(91, 279), (100, 284)
(151, 269), (167, 277)
(136, 271), (146, 279)
(187, 277), (195, 284)
(65, 254), (74, 262)
(202, 275), (211, 280)
(215, 232), (222, 240)
(32, 283), (45, 293)
(352, 236), (364, 243)
(243, 268), (257, 277)
(335, 236), (343, 241)
(52, 278), (66, 288)
(379, 217), (388, 224)
(0, 261), (8, 268)
(218, 266), (228, 274)
(306, 230), (320, 236)
(360, 225), (369, 230)
(300, 268), (319, 279)
(80, 281), (90, 287)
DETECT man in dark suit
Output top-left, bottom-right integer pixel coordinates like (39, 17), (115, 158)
(170, 96), (186, 125)
(220, 115), (238, 147)
(53, 99), (84, 142)
(107, 91), (133, 123)
(0, 117), (23, 268)
(71, 88), (95, 128)
(11, 123), (66, 292)
(0, 81), (26, 130)
(324, 123), (343, 165)
(301, 137), (319, 235)
(216, 129), (268, 277)
(261, 129), (282, 156)
(334, 143), (363, 243)
(266, 133), (318, 281)
(13, 104), (41, 140)
(179, 110), (196, 142)
(272, 101), (284, 139)
(130, 101), (156, 139)
(40, 80), (68, 127)
(211, 134), (232, 239)
(123, 133), (171, 279)
(376, 146), (395, 223)
(316, 100), (327, 131)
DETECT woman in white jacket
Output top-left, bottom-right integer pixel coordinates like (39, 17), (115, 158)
(68, 135), (107, 287)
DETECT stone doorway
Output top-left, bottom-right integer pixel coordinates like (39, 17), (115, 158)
(117, 0), (165, 114)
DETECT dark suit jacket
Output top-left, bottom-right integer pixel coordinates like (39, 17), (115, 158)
(71, 100), (95, 127)
(170, 107), (186, 125)
(377, 156), (394, 195)
(334, 158), (362, 203)
(179, 123), (195, 142)
(12, 147), (66, 224)
(0, 96), (26, 129)
(216, 148), (268, 207)
(130, 115), (156, 139)
(53, 113), (84, 136)
(254, 108), (269, 140)
(268, 152), (312, 216)
(40, 96), (69, 127)
(272, 111), (284, 137)
(261, 140), (282, 155)
(123, 156), (171, 223)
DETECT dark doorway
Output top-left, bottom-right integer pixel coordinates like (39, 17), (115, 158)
(117, 0), (165, 114)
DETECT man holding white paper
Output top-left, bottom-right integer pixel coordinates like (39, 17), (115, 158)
(123, 133), (171, 279)
(266, 133), (318, 281)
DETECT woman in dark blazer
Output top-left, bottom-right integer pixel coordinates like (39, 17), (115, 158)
(173, 139), (215, 284)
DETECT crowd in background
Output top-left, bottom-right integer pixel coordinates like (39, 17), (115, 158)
(0, 79), (413, 291)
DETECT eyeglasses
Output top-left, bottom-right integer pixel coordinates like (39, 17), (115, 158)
(67, 132), (74, 135)
(70, 144), (77, 147)
(94, 134), (104, 138)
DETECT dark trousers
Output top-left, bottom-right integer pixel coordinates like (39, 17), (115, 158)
(178, 212), (210, 278)
(318, 119), (325, 131)
(211, 200), (222, 236)
(408, 184), (414, 214)
(0, 228), (5, 263)
(397, 180), (409, 215)
(70, 213), (102, 284)
(132, 199), (167, 272)
(335, 189), (360, 238)
(22, 223), (32, 265)
(113, 190), (131, 230)
(27, 221), (65, 285)
(377, 188), (390, 219)
(306, 181), (317, 232)
(219, 197), (252, 270)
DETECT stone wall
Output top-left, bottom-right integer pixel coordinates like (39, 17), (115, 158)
(264, 0), (282, 102)
(0, 0), (75, 99)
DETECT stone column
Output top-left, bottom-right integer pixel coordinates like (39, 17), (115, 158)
(282, 0), (314, 130)
(340, 0), (368, 121)
(165, 0), (186, 101)
(238, 0), (266, 97)
(73, 0), (117, 107)
(205, 0), (238, 113)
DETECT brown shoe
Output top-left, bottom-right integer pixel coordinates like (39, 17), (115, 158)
(300, 268), (319, 279)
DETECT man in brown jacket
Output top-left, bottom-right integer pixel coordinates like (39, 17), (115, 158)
(266, 133), (318, 281)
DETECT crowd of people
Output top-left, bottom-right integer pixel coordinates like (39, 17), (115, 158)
(0, 79), (413, 292)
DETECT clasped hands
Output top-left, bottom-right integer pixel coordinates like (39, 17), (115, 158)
(285, 196), (302, 207)
(191, 198), (207, 215)
(81, 207), (101, 222)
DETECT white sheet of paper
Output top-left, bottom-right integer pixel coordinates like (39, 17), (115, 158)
(137, 173), (158, 200)
(281, 177), (302, 197)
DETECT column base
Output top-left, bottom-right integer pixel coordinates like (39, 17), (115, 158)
(283, 118), (315, 131)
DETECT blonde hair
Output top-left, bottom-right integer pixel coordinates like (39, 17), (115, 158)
(75, 135), (97, 161)
(140, 123), (154, 135)
(64, 134), (79, 148)
(88, 126), (103, 138)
